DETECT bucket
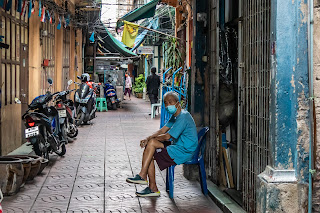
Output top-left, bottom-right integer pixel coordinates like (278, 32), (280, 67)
(0, 157), (24, 195)
(38, 158), (49, 175)
(26, 155), (42, 181)
(3, 155), (33, 188)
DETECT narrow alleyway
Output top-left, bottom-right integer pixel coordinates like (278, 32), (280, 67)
(2, 97), (221, 213)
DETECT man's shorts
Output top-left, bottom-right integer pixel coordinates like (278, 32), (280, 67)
(154, 143), (176, 171)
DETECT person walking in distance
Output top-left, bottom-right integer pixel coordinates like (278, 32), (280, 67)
(124, 72), (132, 100)
(146, 67), (160, 113)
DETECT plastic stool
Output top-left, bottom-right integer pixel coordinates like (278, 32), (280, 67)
(96, 97), (108, 112)
(151, 103), (161, 118)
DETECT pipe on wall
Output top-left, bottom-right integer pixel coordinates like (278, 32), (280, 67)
(236, 0), (243, 191)
(308, 0), (314, 212)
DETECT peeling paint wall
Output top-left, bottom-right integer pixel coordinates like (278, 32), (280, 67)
(269, 0), (310, 182)
(257, 178), (308, 213)
(312, 0), (320, 211)
(259, 0), (310, 211)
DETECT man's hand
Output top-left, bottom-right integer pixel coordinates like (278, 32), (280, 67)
(140, 139), (148, 148)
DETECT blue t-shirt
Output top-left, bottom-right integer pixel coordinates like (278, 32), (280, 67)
(165, 110), (198, 165)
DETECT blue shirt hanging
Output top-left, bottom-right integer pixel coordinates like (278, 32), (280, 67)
(5, 0), (12, 11)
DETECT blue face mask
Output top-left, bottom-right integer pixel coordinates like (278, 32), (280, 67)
(165, 102), (178, 114)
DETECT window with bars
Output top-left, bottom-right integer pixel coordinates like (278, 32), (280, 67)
(0, 2), (28, 106)
(241, 0), (271, 212)
(40, 22), (55, 94)
(63, 29), (70, 90)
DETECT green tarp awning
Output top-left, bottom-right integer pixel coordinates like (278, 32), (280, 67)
(97, 22), (137, 57)
(116, 0), (159, 32)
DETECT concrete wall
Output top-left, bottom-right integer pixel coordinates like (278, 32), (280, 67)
(55, 28), (63, 92)
(313, 0), (320, 211)
(69, 27), (76, 86)
(28, 2), (42, 102)
(1, 105), (22, 155)
(258, 0), (310, 211)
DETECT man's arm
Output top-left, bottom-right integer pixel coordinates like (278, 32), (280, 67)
(140, 126), (171, 147)
(146, 126), (170, 141)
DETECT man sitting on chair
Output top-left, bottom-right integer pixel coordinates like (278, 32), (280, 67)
(126, 91), (198, 197)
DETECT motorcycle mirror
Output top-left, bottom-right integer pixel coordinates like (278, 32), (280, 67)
(47, 78), (53, 85)
(68, 80), (73, 86)
(77, 76), (81, 80)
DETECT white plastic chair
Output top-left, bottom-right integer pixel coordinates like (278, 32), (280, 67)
(151, 103), (162, 118)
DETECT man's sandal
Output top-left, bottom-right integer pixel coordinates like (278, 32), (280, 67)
(136, 187), (160, 197)
(126, 174), (148, 185)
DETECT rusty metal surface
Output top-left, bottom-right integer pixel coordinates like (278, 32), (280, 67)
(1, 98), (221, 213)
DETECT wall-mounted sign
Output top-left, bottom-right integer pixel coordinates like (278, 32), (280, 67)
(137, 46), (154, 55)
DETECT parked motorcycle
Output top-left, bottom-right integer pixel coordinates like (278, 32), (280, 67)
(54, 80), (78, 141)
(74, 74), (97, 126)
(104, 82), (119, 110)
(22, 79), (66, 159)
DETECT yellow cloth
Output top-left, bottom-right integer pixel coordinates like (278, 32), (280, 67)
(122, 21), (139, 48)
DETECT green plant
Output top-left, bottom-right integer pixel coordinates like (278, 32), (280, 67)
(133, 74), (146, 93)
(165, 37), (183, 70)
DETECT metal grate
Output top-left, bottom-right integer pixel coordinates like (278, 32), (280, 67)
(241, 0), (271, 212)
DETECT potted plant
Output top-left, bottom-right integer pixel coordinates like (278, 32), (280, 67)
(133, 74), (146, 98)
(165, 37), (183, 70)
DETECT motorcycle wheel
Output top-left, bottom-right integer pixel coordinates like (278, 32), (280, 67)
(54, 143), (66, 156)
(112, 103), (117, 110)
(33, 136), (49, 160)
(67, 124), (78, 138)
(76, 112), (85, 126)
(61, 124), (68, 142)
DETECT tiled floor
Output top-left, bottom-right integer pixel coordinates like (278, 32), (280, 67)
(1, 97), (222, 213)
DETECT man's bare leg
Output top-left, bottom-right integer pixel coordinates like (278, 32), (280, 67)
(147, 159), (158, 192)
(139, 139), (164, 181)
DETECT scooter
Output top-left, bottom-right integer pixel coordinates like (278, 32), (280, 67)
(104, 82), (119, 110)
(22, 79), (66, 159)
(74, 76), (97, 126)
(54, 80), (78, 141)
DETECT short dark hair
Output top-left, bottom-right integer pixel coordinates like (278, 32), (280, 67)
(151, 67), (157, 74)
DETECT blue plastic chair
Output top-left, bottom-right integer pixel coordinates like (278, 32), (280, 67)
(166, 127), (209, 198)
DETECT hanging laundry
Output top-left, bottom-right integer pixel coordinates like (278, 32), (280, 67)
(62, 16), (65, 28)
(57, 16), (61, 30)
(51, 11), (55, 24)
(17, 0), (22, 12)
(31, 0), (34, 14)
(5, 0), (12, 11)
(121, 21), (139, 48)
(38, 0), (41, 17)
(40, 6), (45, 22)
(20, 1), (26, 16)
(89, 32), (95, 42)
(28, 0), (31, 18)
(64, 14), (70, 28)
(46, 10), (50, 22)
(0, 0), (4, 8)
(5, 0), (11, 11)
(22, 0), (27, 17)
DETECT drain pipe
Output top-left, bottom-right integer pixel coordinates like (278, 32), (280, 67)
(307, 0), (314, 212)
